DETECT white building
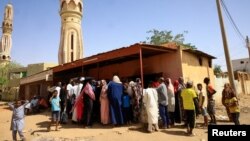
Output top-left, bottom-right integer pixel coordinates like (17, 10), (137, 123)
(232, 58), (250, 73)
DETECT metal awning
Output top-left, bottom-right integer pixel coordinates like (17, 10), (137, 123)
(52, 43), (177, 73)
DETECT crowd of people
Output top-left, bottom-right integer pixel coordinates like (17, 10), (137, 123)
(46, 75), (241, 133)
(7, 75), (241, 140)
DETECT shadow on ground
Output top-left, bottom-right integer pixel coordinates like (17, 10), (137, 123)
(31, 129), (48, 135)
(128, 126), (148, 133)
(161, 130), (188, 136)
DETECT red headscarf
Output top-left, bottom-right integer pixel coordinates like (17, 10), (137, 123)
(173, 80), (179, 93)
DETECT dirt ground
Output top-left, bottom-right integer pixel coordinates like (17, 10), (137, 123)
(1, 94), (249, 141)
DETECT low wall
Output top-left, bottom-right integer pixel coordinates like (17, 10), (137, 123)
(214, 77), (242, 104)
(0, 87), (19, 101)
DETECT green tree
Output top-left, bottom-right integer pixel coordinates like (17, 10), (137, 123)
(0, 61), (23, 89)
(143, 29), (196, 49)
(213, 64), (223, 77)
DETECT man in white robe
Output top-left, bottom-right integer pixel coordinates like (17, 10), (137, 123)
(143, 87), (159, 132)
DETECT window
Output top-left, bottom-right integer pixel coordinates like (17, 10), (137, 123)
(198, 57), (203, 66)
(208, 60), (212, 68)
(71, 33), (74, 61)
(71, 52), (74, 62)
(78, 3), (82, 12)
(71, 34), (74, 49)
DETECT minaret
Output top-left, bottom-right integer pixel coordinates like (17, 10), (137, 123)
(0, 3), (13, 63)
(58, 0), (84, 65)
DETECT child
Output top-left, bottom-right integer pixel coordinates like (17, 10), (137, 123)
(225, 97), (240, 125)
(122, 92), (132, 125)
(8, 99), (28, 141)
(197, 83), (208, 127)
(47, 90), (61, 131)
(203, 77), (217, 124)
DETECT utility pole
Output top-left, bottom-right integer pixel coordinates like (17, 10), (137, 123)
(216, 0), (236, 91)
(246, 36), (250, 60)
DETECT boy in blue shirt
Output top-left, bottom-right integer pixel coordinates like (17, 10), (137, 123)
(47, 90), (61, 131)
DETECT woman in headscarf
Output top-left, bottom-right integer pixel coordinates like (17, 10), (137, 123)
(107, 75), (124, 125)
(99, 80), (109, 125)
(83, 78), (96, 127)
(133, 78), (143, 123)
(222, 83), (235, 122)
(222, 83), (240, 125)
(128, 80), (140, 123)
(173, 80), (179, 94)
(71, 86), (84, 123)
(174, 78), (184, 124)
(71, 78), (84, 123)
(166, 78), (175, 127)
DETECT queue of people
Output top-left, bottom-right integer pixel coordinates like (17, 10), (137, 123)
(8, 75), (241, 140)
(48, 76), (241, 132)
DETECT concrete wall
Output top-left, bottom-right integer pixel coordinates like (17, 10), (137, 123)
(21, 80), (52, 100)
(27, 63), (44, 76)
(8, 78), (20, 87)
(27, 63), (57, 76)
(214, 77), (242, 104)
(237, 72), (250, 95)
(181, 51), (215, 89)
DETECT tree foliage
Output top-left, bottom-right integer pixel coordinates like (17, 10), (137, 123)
(214, 64), (223, 77)
(143, 29), (196, 49)
(0, 61), (23, 87)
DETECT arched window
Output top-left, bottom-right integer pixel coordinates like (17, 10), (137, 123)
(61, 1), (66, 11)
(7, 8), (12, 19)
(78, 3), (82, 12)
(71, 33), (74, 61)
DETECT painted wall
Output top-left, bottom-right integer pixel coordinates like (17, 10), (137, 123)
(21, 80), (51, 100)
(232, 58), (250, 72)
(181, 51), (215, 89)
(214, 77), (243, 104)
(27, 63), (57, 76)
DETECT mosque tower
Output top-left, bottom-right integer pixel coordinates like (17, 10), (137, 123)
(58, 0), (84, 65)
(0, 3), (13, 63)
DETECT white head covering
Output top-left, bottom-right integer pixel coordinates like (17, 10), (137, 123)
(113, 75), (122, 83)
(80, 77), (85, 81)
(129, 81), (135, 87)
(101, 79), (107, 86)
(167, 78), (174, 93)
(127, 81), (135, 96)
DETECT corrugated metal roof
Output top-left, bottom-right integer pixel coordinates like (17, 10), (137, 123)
(52, 43), (215, 72)
(183, 48), (216, 59)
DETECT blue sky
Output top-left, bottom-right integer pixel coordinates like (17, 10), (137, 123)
(0, 0), (249, 71)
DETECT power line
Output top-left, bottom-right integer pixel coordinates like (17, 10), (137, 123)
(221, 0), (245, 43)
(221, 0), (245, 41)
